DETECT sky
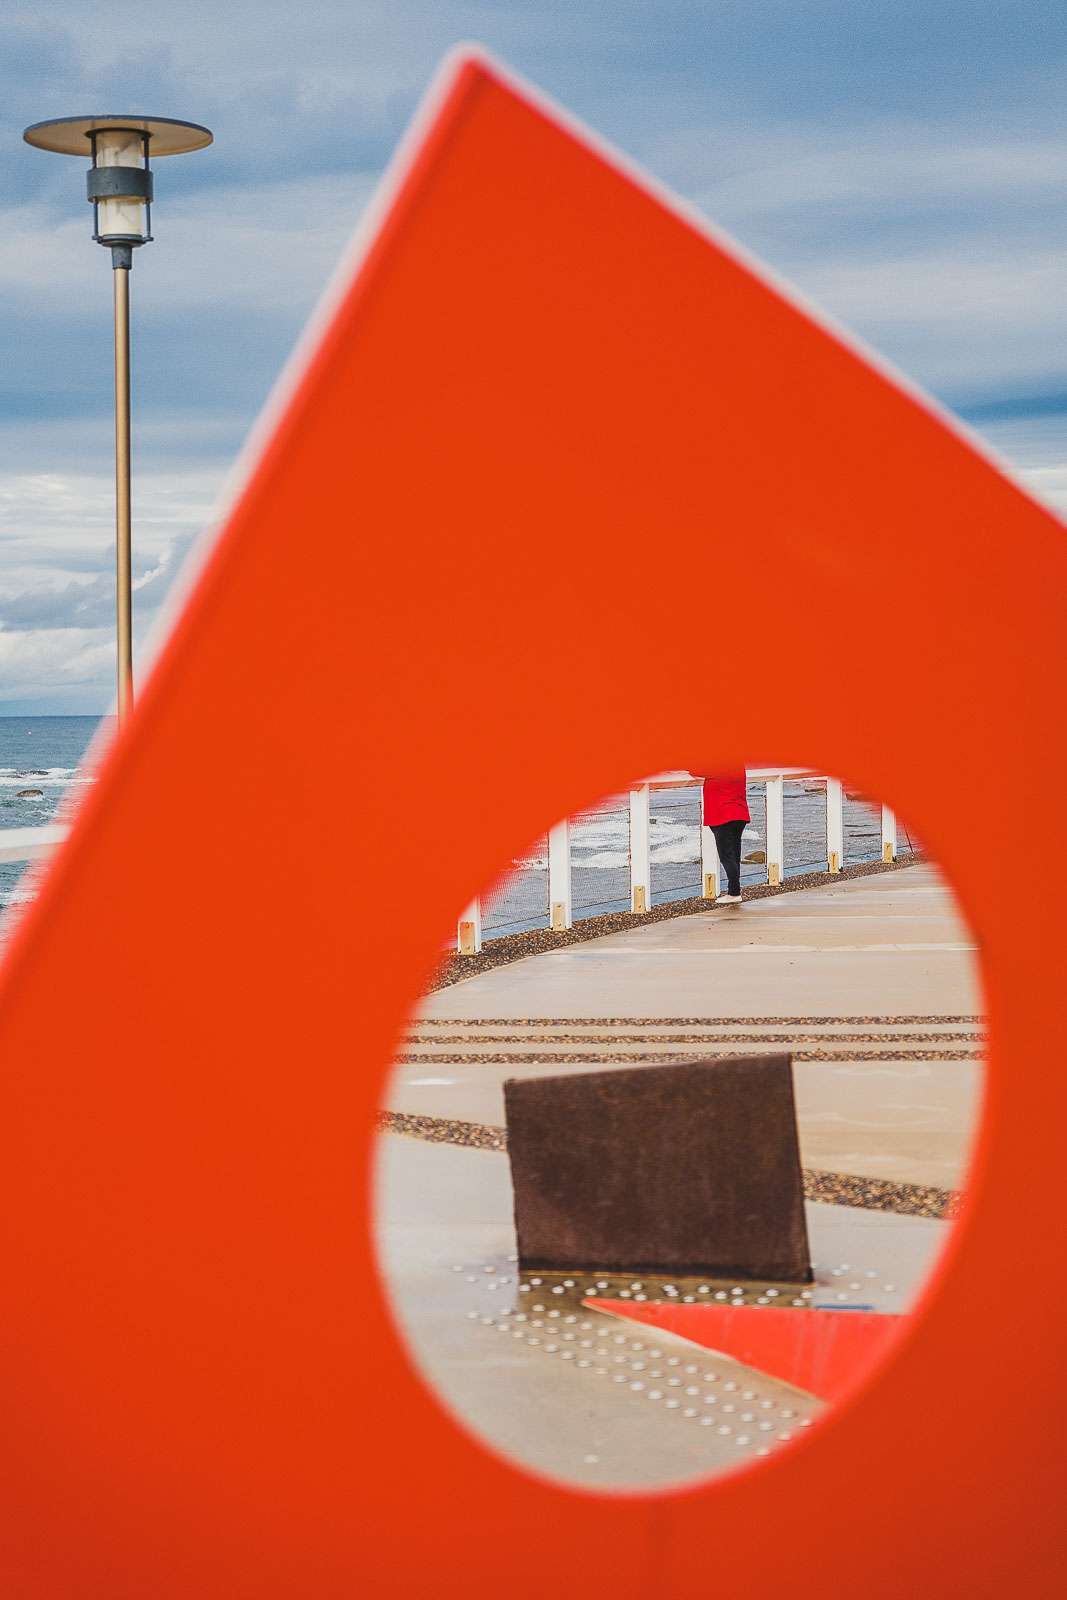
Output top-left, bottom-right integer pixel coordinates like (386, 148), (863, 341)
(1, 0), (1066, 713)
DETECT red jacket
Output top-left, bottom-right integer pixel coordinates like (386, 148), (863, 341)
(693, 770), (750, 826)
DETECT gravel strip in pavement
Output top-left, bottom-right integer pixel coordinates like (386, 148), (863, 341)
(397, 1048), (980, 1064)
(405, 1031), (986, 1046)
(378, 1110), (508, 1152)
(416, 1014), (982, 1026)
(376, 1112), (959, 1219)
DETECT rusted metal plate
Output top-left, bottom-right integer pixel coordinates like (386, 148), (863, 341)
(504, 1055), (812, 1282)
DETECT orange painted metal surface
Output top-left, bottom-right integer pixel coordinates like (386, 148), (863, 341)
(590, 1299), (902, 1402)
(1, 49), (1064, 1597)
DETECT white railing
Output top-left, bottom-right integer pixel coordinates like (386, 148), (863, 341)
(459, 769), (901, 954)
(0, 824), (69, 865)
(0, 777), (902, 956)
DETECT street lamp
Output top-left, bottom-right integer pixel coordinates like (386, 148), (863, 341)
(22, 115), (213, 724)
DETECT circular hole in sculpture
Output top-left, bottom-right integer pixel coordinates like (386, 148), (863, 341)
(374, 766), (984, 1491)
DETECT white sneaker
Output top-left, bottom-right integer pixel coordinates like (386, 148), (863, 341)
(717, 893), (742, 904)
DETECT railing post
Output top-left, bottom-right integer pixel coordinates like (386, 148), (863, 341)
(548, 820), (573, 930)
(765, 775), (784, 887)
(881, 805), (897, 863)
(457, 897), (482, 955)
(701, 824), (720, 900)
(629, 783), (651, 913)
(826, 777), (844, 873)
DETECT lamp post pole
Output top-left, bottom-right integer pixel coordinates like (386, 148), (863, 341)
(113, 259), (133, 720)
(22, 114), (213, 726)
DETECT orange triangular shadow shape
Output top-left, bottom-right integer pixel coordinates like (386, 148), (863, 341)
(588, 1298), (902, 1401)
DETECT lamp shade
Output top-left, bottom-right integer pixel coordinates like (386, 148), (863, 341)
(23, 115), (212, 157)
(23, 115), (212, 252)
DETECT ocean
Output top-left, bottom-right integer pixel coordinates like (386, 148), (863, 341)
(0, 717), (913, 937)
(0, 717), (102, 910)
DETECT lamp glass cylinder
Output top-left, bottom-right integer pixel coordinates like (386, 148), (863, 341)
(95, 129), (143, 167)
(92, 129), (150, 243)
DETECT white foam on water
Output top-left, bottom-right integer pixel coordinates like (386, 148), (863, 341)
(650, 845), (700, 864)
(0, 888), (37, 908)
(0, 766), (92, 789)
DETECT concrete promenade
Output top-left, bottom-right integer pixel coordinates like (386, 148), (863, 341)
(375, 861), (982, 1488)
(398, 862), (983, 1193)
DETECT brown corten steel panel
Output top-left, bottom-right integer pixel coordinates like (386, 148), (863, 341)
(504, 1055), (812, 1283)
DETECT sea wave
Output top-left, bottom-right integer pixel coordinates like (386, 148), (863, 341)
(0, 773), (92, 788)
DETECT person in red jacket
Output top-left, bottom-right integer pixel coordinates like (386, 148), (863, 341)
(695, 770), (750, 904)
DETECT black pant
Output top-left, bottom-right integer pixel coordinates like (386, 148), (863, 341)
(711, 820), (746, 896)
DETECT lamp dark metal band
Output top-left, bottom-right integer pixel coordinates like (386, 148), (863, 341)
(87, 167), (153, 201)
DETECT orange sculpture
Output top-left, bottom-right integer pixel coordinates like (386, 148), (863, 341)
(1, 49), (1063, 1597)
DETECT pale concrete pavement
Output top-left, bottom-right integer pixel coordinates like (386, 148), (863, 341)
(375, 1133), (945, 1489)
(393, 864), (984, 1191)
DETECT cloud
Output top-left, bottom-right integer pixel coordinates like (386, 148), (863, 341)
(0, 625), (115, 696)
(0, 172), (378, 318)
(0, 465), (222, 564)
(1020, 466), (1067, 517)
(638, 116), (1067, 402)
(0, 463), (223, 706)
(0, 534), (195, 631)
(974, 412), (1067, 519)
(650, 123), (1067, 219)
(790, 242), (1067, 396)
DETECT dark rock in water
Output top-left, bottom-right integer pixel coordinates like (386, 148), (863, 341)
(16, 788), (44, 799)
(15, 770), (47, 777)
(743, 849), (766, 863)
